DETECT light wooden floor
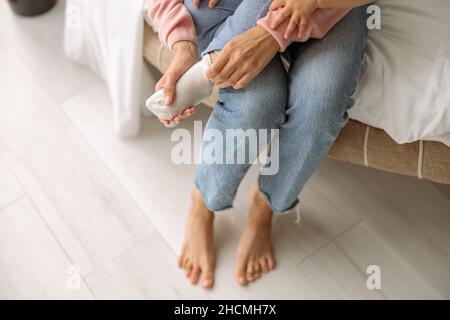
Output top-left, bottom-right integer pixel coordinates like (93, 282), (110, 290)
(0, 1), (449, 300)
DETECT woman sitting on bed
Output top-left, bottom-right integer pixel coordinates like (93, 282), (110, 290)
(147, 0), (373, 289)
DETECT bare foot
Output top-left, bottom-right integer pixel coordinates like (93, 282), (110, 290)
(178, 188), (216, 289)
(236, 186), (275, 286)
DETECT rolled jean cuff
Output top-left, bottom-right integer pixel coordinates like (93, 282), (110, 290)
(200, 0), (271, 58)
(200, 20), (227, 57)
(194, 179), (233, 212)
(201, 39), (226, 58)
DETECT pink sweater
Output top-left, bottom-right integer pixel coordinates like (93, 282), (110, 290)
(147, 1), (349, 52)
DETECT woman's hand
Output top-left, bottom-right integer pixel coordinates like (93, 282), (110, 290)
(193, 0), (221, 8)
(269, 0), (319, 39)
(206, 26), (280, 90)
(155, 41), (198, 126)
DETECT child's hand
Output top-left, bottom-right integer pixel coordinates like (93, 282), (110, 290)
(269, 0), (319, 39)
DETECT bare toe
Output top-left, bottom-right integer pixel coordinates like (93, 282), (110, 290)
(184, 262), (193, 277)
(260, 258), (269, 273)
(200, 267), (215, 289)
(236, 262), (248, 286)
(266, 256), (276, 271)
(246, 261), (256, 282)
(178, 252), (186, 268)
(190, 266), (201, 284)
(253, 262), (262, 279)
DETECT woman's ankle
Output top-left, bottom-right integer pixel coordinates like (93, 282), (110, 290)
(249, 186), (273, 221)
(191, 187), (214, 216)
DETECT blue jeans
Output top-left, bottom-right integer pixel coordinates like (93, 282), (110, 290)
(186, 1), (369, 213)
(185, 0), (272, 57)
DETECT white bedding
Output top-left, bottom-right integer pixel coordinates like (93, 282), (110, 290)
(350, 0), (450, 146)
(65, 0), (154, 137)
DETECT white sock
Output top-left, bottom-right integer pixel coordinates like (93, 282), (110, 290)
(146, 55), (213, 123)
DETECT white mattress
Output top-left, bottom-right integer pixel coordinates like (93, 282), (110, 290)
(351, 0), (450, 146)
(144, 0), (450, 146)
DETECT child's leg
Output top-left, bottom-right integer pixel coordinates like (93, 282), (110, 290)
(201, 0), (273, 56)
(184, 0), (244, 56)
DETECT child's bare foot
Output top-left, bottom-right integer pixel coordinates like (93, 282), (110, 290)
(236, 186), (275, 286)
(178, 188), (215, 289)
